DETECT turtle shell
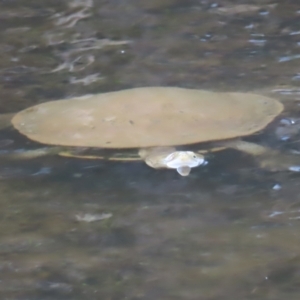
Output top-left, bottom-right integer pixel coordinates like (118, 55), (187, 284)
(11, 87), (283, 149)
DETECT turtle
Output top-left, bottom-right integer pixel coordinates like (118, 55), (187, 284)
(3, 86), (300, 176)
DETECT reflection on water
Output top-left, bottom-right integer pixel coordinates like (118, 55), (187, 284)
(0, 0), (300, 299)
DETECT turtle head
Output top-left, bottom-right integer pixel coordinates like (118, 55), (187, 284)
(162, 151), (205, 176)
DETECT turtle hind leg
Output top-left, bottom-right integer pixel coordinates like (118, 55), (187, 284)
(1, 146), (63, 160)
(217, 139), (300, 172)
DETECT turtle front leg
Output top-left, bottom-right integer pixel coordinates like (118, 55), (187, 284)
(216, 139), (267, 155)
(217, 139), (300, 172)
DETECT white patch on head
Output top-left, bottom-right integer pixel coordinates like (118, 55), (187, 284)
(142, 149), (205, 176)
(163, 151), (204, 169)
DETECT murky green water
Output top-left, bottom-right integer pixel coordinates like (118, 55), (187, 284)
(0, 0), (300, 299)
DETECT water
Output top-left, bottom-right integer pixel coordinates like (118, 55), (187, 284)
(0, 0), (300, 299)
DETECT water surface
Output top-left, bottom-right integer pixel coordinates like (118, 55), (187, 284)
(0, 0), (300, 299)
